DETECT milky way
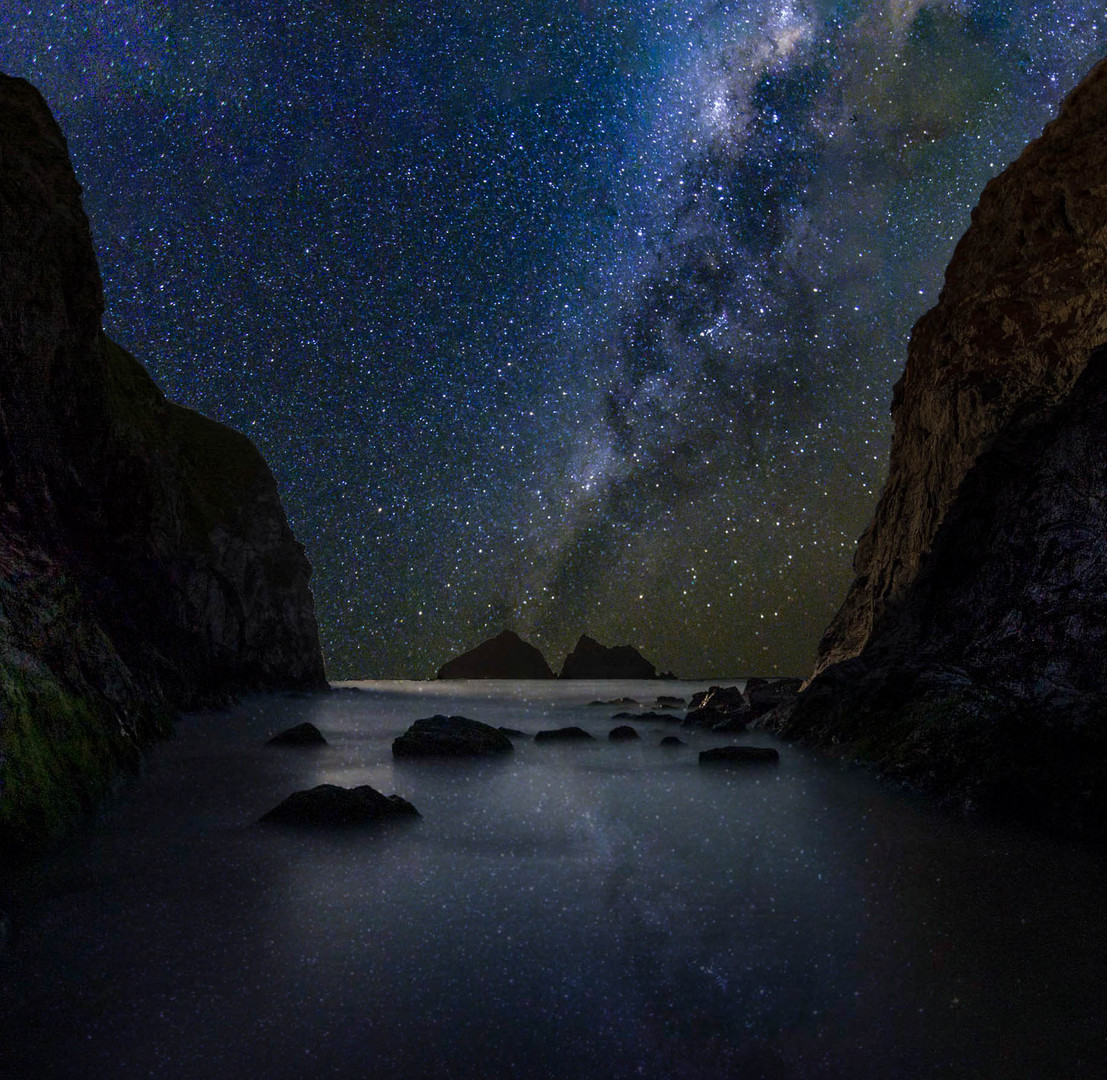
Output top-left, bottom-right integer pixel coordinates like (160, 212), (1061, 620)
(2, 2), (1105, 676)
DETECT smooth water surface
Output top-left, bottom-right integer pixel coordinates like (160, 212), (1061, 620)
(2, 680), (1106, 1079)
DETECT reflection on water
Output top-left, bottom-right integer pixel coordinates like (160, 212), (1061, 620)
(2, 680), (1106, 1078)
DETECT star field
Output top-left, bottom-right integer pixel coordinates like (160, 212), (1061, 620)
(3, 2), (1106, 677)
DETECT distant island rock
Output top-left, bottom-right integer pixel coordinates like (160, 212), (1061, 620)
(436, 630), (554, 679)
(559, 635), (657, 679)
(773, 56), (1107, 840)
(0, 73), (326, 857)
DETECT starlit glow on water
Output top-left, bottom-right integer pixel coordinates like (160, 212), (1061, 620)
(2, 683), (1107, 1078)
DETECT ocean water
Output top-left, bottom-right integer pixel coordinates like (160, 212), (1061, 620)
(2, 679), (1106, 1079)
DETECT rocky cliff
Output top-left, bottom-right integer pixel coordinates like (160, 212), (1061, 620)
(0, 74), (326, 855)
(776, 57), (1107, 838)
(815, 57), (1107, 675)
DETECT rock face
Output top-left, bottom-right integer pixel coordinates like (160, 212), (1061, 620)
(815, 57), (1107, 676)
(0, 73), (326, 855)
(436, 630), (554, 679)
(559, 635), (656, 679)
(778, 57), (1107, 838)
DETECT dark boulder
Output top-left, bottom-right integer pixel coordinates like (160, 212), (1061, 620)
(436, 629), (554, 679)
(608, 725), (640, 741)
(699, 746), (780, 765)
(535, 726), (595, 743)
(660, 736), (685, 747)
(259, 784), (419, 827)
(392, 715), (514, 758)
(267, 722), (328, 747)
(498, 727), (527, 739)
(655, 695), (685, 707)
(559, 635), (656, 679)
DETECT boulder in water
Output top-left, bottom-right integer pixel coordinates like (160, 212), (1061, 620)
(259, 784), (419, 828)
(267, 722), (327, 746)
(392, 715), (514, 758)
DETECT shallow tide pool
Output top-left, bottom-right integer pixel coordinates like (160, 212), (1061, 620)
(2, 680), (1106, 1079)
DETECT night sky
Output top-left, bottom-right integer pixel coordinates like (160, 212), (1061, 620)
(2, 3), (1105, 678)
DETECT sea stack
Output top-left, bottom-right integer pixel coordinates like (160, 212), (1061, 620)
(436, 630), (554, 679)
(775, 56), (1107, 839)
(559, 635), (656, 679)
(0, 73), (326, 855)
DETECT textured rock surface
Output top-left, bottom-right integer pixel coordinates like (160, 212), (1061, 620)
(436, 629), (553, 679)
(816, 57), (1107, 675)
(559, 635), (656, 679)
(0, 73), (325, 855)
(777, 57), (1107, 839)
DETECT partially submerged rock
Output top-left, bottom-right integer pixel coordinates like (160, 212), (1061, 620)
(608, 725), (640, 741)
(267, 722), (327, 747)
(683, 686), (751, 731)
(699, 746), (780, 765)
(392, 715), (513, 758)
(660, 736), (685, 748)
(534, 726), (595, 743)
(259, 784), (419, 828)
(436, 630), (554, 679)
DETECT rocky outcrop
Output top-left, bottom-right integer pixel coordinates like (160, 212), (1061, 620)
(436, 630), (553, 679)
(777, 57), (1107, 839)
(559, 635), (656, 679)
(815, 57), (1107, 676)
(0, 73), (325, 856)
